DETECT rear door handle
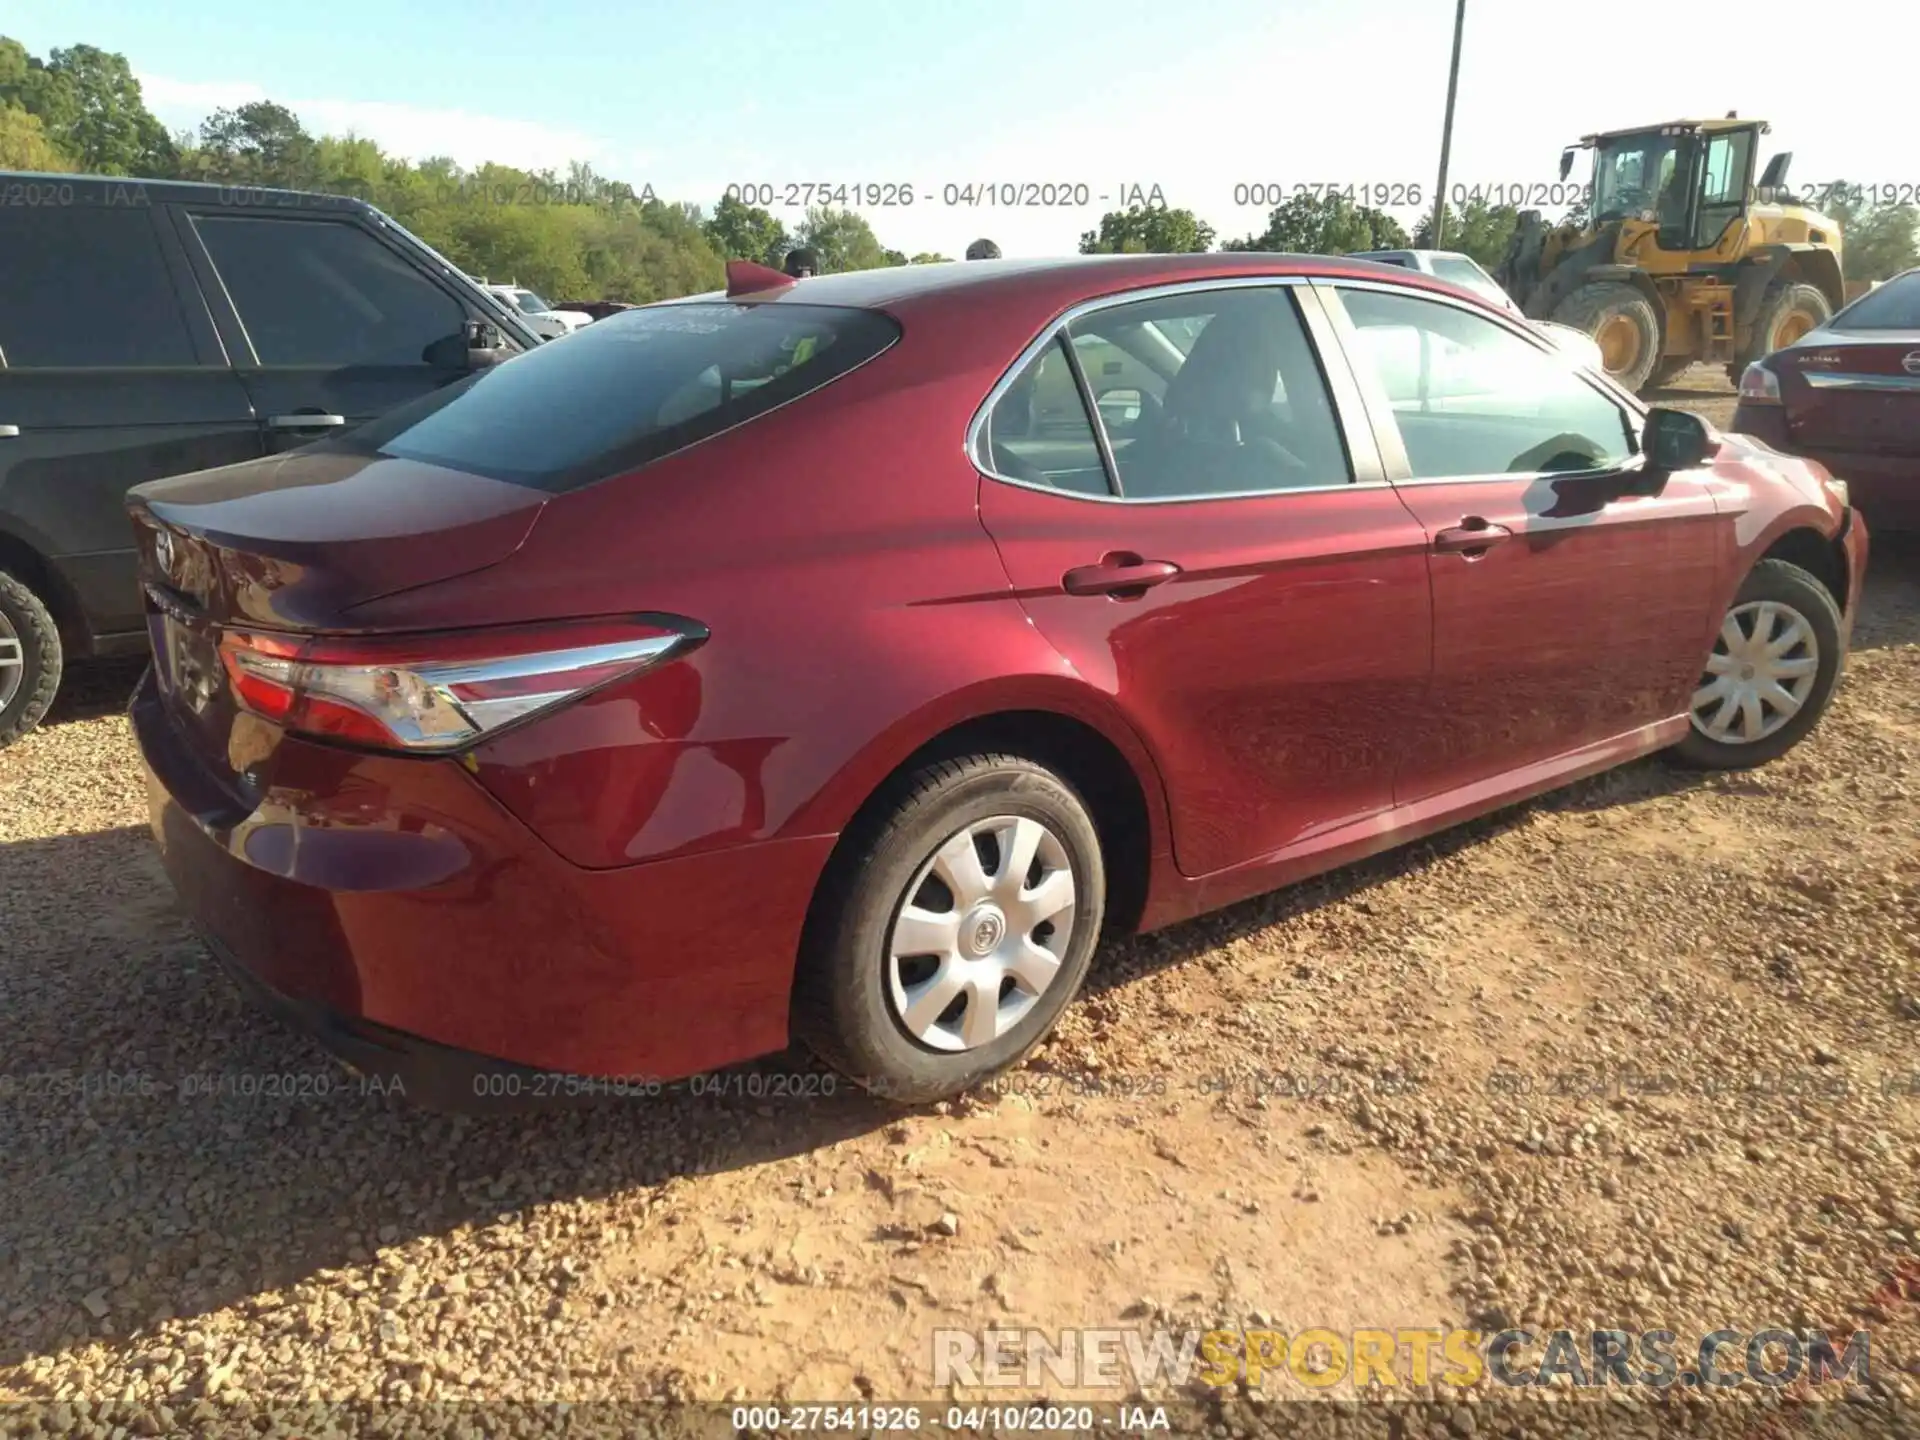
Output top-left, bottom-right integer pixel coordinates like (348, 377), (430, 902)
(1061, 553), (1182, 597)
(267, 413), (347, 430)
(1433, 518), (1514, 555)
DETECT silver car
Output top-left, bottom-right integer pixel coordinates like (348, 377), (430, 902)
(1353, 249), (1609, 373)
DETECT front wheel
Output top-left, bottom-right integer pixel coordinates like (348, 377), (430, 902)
(1553, 280), (1661, 392)
(1670, 558), (1843, 770)
(793, 754), (1106, 1104)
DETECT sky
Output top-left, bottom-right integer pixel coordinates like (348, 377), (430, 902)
(6, 0), (1910, 258)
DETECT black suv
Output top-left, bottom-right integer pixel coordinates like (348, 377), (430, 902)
(0, 172), (543, 745)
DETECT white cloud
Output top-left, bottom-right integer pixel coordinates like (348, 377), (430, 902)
(137, 73), (648, 176)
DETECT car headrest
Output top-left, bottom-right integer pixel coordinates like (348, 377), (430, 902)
(1161, 298), (1289, 427)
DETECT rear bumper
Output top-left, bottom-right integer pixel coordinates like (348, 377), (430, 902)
(1731, 405), (1919, 531)
(200, 929), (596, 1114)
(132, 669), (836, 1094)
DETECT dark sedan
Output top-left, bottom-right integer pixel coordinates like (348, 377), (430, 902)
(1734, 267), (1920, 530)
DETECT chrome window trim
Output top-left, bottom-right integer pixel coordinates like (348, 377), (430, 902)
(969, 474), (1398, 508)
(1803, 372), (1920, 392)
(1386, 455), (1652, 488)
(1314, 277), (1646, 488)
(968, 273), (1387, 507)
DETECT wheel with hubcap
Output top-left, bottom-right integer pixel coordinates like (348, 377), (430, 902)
(1671, 558), (1844, 770)
(0, 569), (63, 749)
(794, 754), (1105, 1103)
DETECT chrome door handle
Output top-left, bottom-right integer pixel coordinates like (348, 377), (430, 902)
(1433, 518), (1514, 555)
(267, 413), (347, 430)
(1061, 554), (1183, 597)
(0, 424), (19, 438)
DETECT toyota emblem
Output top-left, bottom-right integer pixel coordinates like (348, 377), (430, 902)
(1903, 351), (1920, 376)
(153, 529), (174, 575)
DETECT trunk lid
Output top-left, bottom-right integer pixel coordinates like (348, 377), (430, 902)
(128, 448), (548, 795)
(1775, 328), (1920, 455)
(128, 448), (548, 629)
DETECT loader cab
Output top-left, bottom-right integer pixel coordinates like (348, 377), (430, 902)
(1584, 120), (1764, 259)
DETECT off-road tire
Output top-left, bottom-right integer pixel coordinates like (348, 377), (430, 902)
(1669, 558), (1844, 771)
(1741, 282), (1832, 368)
(793, 754), (1106, 1105)
(0, 570), (62, 748)
(1647, 356), (1694, 390)
(1553, 281), (1661, 392)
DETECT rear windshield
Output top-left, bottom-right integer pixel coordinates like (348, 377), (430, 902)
(330, 301), (900, 490)
(1831, 273), (1920, 331)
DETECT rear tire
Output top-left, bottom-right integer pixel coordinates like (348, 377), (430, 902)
(793, 754), (1105, 1105)
(1669, 558), (1843, 771)
(1742, 281), (1832, 367)
(0, 570), (62, 749)
(1553, 281), (1661, 392)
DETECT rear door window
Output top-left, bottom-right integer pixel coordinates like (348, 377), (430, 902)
(0, 205), (198, 367)
(332, 302), (899, 491)
(191, 215), (468, 367)
(1075, 287), (1352, 499)
(978, 286), (1353, 500)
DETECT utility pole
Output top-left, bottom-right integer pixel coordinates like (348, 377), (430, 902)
(1431, 0), (1467, 247)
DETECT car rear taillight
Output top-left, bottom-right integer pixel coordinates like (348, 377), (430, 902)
(217, 617), (704, 752)
(1737, 362), (1782, 405)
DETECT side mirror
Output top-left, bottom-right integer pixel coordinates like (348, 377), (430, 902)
(1642, 407), (1716, 471)
(464, 319), (514, 369)
(1559, 148), (1576, 182)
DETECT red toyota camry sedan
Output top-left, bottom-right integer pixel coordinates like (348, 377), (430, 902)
(1732, 266), (1920, 533)
(128, 252), (1868, 1110)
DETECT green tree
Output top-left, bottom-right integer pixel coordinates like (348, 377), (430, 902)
(177, 100), (320, 187)
(796, 205), (888, 272)
(909, 251), (952, 264)
(1844, 204), (1920, 282)
(0, 37), (30, 95)
(0, 40), (173, 174)
(0, 35), (887, 306)
(0, 100), (71, 170)
(1079, 204), (1214, 254)
(702, 191), (789, 265)
(1816, 183), (1919, 283)
(1413, 198), (1521, 271)
(1221, 192), (1407, 255)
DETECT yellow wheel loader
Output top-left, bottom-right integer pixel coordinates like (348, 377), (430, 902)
(1497, 117), (1845, 393)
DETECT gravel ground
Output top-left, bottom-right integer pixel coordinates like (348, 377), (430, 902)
(2, 418), (1916, 1434)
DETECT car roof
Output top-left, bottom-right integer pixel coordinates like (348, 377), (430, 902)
(676, 251), (1475, 317)
(0, 169), (380, 214)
